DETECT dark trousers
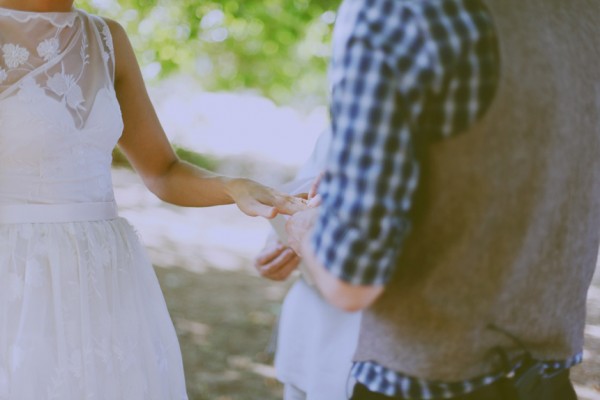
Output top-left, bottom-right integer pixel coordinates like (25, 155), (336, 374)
(350, 370), (577, 400)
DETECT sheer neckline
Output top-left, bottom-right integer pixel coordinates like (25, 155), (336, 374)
(0, 6), (78, 28)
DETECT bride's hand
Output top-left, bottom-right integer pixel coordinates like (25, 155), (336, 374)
(226, 178), (309, 218)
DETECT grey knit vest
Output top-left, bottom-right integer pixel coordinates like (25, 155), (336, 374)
(354, 0), (600, 381)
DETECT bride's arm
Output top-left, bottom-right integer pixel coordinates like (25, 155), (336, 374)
(105, 19), (306, 218)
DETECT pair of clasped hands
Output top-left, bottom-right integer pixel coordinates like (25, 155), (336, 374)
(253, 175), (323, 282)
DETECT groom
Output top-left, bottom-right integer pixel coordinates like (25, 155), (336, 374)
(287, 0), (600, 399)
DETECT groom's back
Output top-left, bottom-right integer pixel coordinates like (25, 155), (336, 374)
(355, 0), (600, 381)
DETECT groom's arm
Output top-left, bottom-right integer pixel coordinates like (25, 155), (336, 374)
(286, 8), (441, 311)
(286, 207), (384, 312)
(303, 233), (385, 312)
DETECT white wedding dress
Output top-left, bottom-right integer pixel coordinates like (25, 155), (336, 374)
(0, 7), (188, 400)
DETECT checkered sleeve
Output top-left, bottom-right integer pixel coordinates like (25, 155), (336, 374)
(311, 3), (441, 286)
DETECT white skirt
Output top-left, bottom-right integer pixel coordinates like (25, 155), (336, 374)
(0, 216), (188, 400)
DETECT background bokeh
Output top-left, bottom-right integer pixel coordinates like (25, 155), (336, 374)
(79, 0), (338, 106)
(79, 1), (600, 399)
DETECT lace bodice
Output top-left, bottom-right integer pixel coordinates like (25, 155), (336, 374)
(0, 8), (123, 204)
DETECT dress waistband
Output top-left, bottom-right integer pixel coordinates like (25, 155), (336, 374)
(0, 202), (118, 224)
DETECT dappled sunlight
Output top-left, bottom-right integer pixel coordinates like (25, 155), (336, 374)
(173, 317), (211, 346)
(228, 355), (277, 379)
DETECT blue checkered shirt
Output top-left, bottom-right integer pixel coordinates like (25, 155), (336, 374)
(311, 0), (583, 398)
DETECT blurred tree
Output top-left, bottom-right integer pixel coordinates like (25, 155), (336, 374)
(78, 0), (340, 106)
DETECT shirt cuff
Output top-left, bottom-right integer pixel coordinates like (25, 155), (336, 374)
(310, 207), (406, 286)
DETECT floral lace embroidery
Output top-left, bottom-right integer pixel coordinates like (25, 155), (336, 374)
(47, 72), (85, 110)
(0, 12), (115, 128)
(101, 24), (113, 53)
(2, 43), (29, 68)
(0, 18), (87, 123)
(37, 38), (59, 61)
(100, 24), (113, 65)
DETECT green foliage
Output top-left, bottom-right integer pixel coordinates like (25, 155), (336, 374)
(174, 146), (219, 171)
(112, 146), (218, 171)
(111, 147), (130, 168)
(78, 0), (340, 106)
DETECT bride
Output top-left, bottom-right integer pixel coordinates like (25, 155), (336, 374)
(0, 0), (306, 398)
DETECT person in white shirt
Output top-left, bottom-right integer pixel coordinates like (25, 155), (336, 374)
(254, 131), (361, 400)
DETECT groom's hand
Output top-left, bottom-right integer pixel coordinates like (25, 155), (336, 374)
(254, 239), (301, 281)
(286, 206), (320, 255)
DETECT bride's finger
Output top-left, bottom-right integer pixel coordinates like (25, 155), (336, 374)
(273, 195), (309, 215)
(240, 200), (277, 219)
(294, 192), (309, 200)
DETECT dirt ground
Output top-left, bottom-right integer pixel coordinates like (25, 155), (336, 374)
(155, 267), (287, 400)
(155, 266), (600, 400)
